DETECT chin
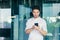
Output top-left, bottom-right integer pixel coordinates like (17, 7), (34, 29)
(34, 16), (38, 18)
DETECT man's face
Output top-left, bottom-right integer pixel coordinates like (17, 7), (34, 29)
(32, 9), (40, 18)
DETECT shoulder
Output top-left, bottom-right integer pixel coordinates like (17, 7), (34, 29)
(40, 18), (46, 23)
(27, 17), (33, 22)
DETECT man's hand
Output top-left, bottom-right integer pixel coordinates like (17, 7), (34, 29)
(33, 25), (40, 30)
(25, 26), (35, 34)
(33, 25), (47, 36)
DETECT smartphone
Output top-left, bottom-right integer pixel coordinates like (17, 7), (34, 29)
(35, 23), (38, 26)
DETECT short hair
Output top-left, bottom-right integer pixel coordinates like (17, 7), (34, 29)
(58, 12), (60, 16)
(32, 6), (40, 11)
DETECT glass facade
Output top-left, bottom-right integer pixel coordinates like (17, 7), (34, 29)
(0, 0), (60, 40)
(13, 3), (60, 40)
(0, 0), (11, 40)
(43, 3), (60, 40)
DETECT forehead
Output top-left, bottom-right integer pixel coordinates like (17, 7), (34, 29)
(33, 9), (40, 12)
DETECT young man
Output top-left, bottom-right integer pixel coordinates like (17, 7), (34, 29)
(25, 6), (47, 40)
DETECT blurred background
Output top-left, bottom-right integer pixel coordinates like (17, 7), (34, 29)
(0, 0), (60, 40)
(0, 0), (11, 40)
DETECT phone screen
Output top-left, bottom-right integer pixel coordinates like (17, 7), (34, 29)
(35, 23), (38, 26)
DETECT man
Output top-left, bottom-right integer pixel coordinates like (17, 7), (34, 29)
(25, 6), (47, 40)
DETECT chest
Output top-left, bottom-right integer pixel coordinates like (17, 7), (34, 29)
(31, 19), (43, 29)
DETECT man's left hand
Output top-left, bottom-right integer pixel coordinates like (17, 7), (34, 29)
(34, 25), (40, 30)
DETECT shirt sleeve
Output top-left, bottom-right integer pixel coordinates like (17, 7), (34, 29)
(25, 20), (32, 31)
(42, 20), (47, 32)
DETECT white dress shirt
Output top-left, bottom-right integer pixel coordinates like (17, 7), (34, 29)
(25, 17), (47, 40)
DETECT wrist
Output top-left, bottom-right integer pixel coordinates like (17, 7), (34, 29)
(38, 28), (41, 31)
(30, 28), (33, 31)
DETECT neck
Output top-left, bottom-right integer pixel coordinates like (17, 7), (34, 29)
(34, 16), (40, 19)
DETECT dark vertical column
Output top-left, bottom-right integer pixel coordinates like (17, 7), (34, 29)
(11, 0), (19, 40)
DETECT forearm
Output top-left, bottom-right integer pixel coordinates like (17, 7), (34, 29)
(25, 28), (33, 34)
(38, 29), (47, 36)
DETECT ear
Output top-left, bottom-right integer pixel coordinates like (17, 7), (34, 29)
(30, 12), (33, 18)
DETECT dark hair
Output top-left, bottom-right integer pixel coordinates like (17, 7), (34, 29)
(58, 12), (60, 16)
(32, 6), (40, 11)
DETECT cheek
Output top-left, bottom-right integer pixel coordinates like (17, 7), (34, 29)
(36, 13), (39, 15)
(33, 13), (36, 15)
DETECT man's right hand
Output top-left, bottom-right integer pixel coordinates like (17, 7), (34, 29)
(25, 26), (34, 34)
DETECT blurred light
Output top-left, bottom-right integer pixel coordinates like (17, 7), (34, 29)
(0, 8), (11, 22)
(46, 33), (53, 36)
(50, 17), (57, 22)
(57, 16), (60, 19)
(0, 37), (4, 40)
(11, 16), (16, 18)
(7, 19), (12, 23)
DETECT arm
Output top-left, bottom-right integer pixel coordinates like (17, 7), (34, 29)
(25, 26), (34, 34)
(38, 28), (47, 36)
(34, 26), (47, 36)
(25, 26), (35, 34)
(25, 28), (33, 34)
(25, 20), (32, 34)
(38, 20), (47, 36)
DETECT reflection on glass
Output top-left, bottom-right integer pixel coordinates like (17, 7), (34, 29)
(0, 8), (11, 28)
(0, 8), (11, 40)
(43, 3), (60, 40)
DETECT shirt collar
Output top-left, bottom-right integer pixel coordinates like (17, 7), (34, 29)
(33, 17), (41, 20)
